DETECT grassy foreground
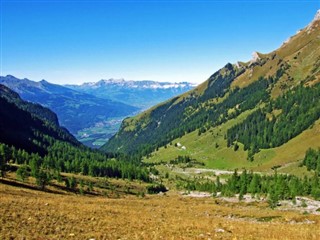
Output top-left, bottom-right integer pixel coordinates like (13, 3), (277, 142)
(1, 181), (320, 239)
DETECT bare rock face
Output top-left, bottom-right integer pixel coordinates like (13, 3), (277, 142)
(251, 52), (260, 62)
(249, 51), (261, 66)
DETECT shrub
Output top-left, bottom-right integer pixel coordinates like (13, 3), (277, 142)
(146, 184), (167, 194)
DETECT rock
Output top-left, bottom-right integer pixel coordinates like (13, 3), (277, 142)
(215, 228), (225, 233)
(250, 52), (261, 64)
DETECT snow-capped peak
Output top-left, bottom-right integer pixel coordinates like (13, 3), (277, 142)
(79, 79), (197, 90)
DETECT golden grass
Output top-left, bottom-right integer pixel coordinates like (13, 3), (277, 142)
(1, 182), (320, 240)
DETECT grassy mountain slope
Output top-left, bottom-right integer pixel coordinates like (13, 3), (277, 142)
(0, 84), (59, 125)
(145, 113), (320, 175)
(103, 11), (320, 172)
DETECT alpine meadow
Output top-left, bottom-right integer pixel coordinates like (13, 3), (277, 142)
(1, 3), (320, 240)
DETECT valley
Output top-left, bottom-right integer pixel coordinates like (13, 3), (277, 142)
(0, 76), (195, 147)
(76, 116), (133, 148)
(67, 80), (196, 147)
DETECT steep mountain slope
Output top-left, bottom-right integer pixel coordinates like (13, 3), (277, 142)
(0, 84), (59, 125)
(0, 76), (138, 134)
(66, 79), (197, 108)
(103, 10), (320, 169)
(0, 84), (80, 155)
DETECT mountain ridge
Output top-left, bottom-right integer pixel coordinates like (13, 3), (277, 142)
(66, 79), (197, 108)
(67, 79), (197, 89)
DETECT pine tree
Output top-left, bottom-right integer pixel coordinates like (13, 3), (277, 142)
(311, 173), (320, 200)
(239, 170), (248, 199)
(228, 169), (239, 194)
(0, 144), (8, 177)
(216, 176), (222, 192)
(268, 187), (279, 209)
(248, 174), (260, 197)
(16, 165), (29, 182)
(34, 167), (51, 190)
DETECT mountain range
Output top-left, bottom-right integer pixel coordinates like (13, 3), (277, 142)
(0, 75), (138, 135)
(0, 75), (196, 147)
(66, 79), (197, 108)
(102, 10), (320, 174)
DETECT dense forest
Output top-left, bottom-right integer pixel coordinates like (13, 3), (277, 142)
(0, 141), (150, 189)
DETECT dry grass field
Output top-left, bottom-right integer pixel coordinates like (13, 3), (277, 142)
(1, 179), (320, 240)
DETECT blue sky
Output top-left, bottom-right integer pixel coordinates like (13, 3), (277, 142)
(1, 0), (319, 84)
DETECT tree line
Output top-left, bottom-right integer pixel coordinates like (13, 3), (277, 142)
(0, 140), (151, 190)
(181, 169), (320, 208)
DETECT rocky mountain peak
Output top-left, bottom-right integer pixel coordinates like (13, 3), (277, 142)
(249, 52), (261, 66)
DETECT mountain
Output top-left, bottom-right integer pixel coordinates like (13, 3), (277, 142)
(0, 84), (80, 155)
(0, 75), (138, 136)
(66, 79), (197, 108)
(102, 10), (320, 173)
(0, 84), (59, 126)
